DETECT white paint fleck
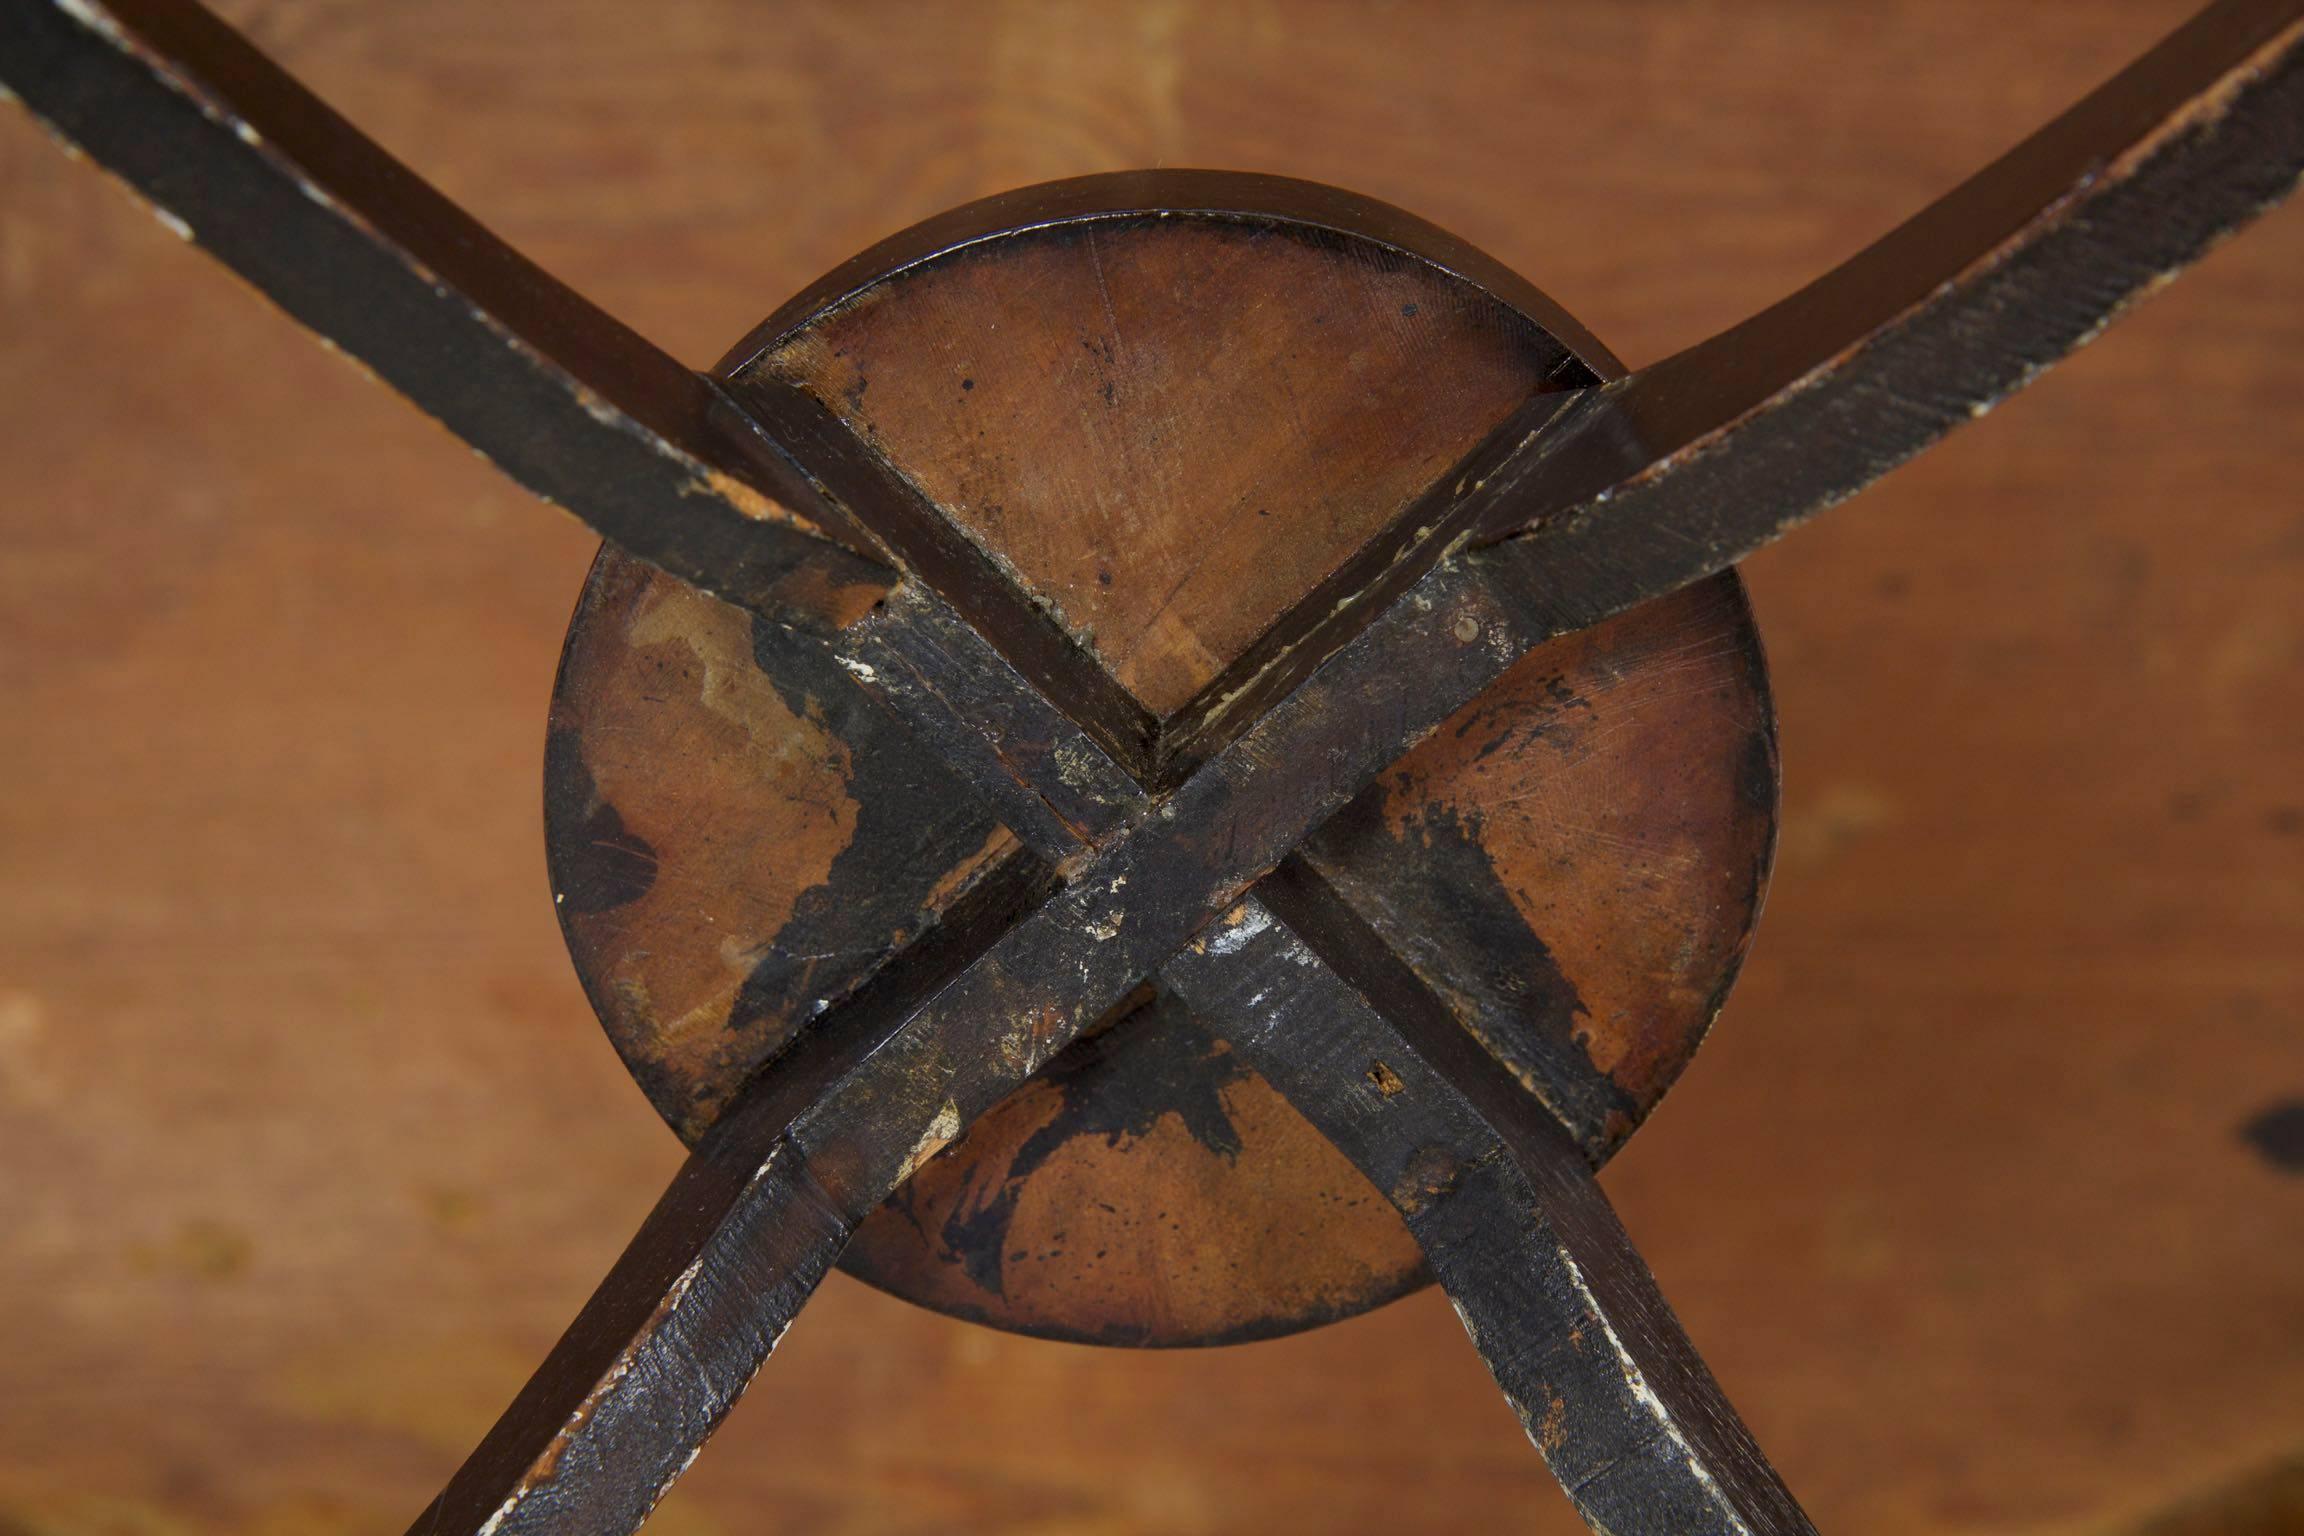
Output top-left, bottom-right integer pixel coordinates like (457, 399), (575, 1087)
(152, 206), (193, 242)
(1447, 1292), (1483, 1348)
(1052, 736), (1108, 788)
(294, 174), (340, 211)
(56, 0), (126, 42)
(836, 658), (880, 684)
(1203, 905), (1271, 956)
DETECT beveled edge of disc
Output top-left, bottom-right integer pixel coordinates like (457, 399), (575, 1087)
(712, 169), (1626, 383)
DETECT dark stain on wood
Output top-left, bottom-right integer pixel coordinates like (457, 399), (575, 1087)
(1303, 576), (1777, 1160)
(1161, 882), (1815, 1531)
(556, 195), (1771, 1341)
(931, 991), (1240, 1289)
(546, 553), (1020, 1137)
(2240, 1099), (2304, 1173)
(542, 729), (660, 916)
(2127, 1453), (2304, 1534)
(751, 215), (1577, 716)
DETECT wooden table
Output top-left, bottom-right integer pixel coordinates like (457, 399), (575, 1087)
(2, 2), (2300, 1531)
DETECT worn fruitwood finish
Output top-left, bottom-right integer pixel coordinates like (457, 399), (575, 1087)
(3, 0), (2303, 1532)
(553, 562), (1773, 1342)
(461, 0), (2304, 1491)
(552, 199), (1774, 1345)
(759, 217), (1579, 715)
(545, 564), (1024, 1134)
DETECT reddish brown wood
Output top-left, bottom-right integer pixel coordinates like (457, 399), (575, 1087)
(551, 204), (1774, 1344)
(766, 219), (1578, 714)
(4, 0), (2304, 1529)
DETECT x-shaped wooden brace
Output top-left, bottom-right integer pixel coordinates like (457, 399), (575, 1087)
(8, 0), (2304, 1531)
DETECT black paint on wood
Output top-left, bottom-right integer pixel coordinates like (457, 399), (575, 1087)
(0, 0), (893, 628)
(1163, 869), (1817, 1535)
(734, 372), (1164, 785)
(2241, 1099), (2304, 1174)
(413, 843), (1059, 1536)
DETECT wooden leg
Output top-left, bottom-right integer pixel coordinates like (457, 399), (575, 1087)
(1160, 867), (1817, 1536)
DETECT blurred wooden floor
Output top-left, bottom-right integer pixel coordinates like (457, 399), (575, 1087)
(4, 2), (2303, 1532)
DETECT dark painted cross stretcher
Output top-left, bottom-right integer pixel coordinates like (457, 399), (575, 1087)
(5, 1), (2303, 1531)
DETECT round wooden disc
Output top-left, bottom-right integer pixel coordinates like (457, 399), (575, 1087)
(547, 174), (1777, 1346)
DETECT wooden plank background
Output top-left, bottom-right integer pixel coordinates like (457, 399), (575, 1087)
(2, 2), (2301, 1531)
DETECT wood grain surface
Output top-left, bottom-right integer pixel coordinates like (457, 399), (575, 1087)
(765, 216), (1577, 715)
(546, 198), (1772, 1349)
(3, 2), (2302, 1533)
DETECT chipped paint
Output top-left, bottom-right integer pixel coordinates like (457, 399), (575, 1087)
(1201, 904), (1271, 956)
(1051, 734), (1111, 789)
(896, 1101), (964, 1184)
(1537, 1392), (1568, 1453)
(684, 465), (791, 524)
